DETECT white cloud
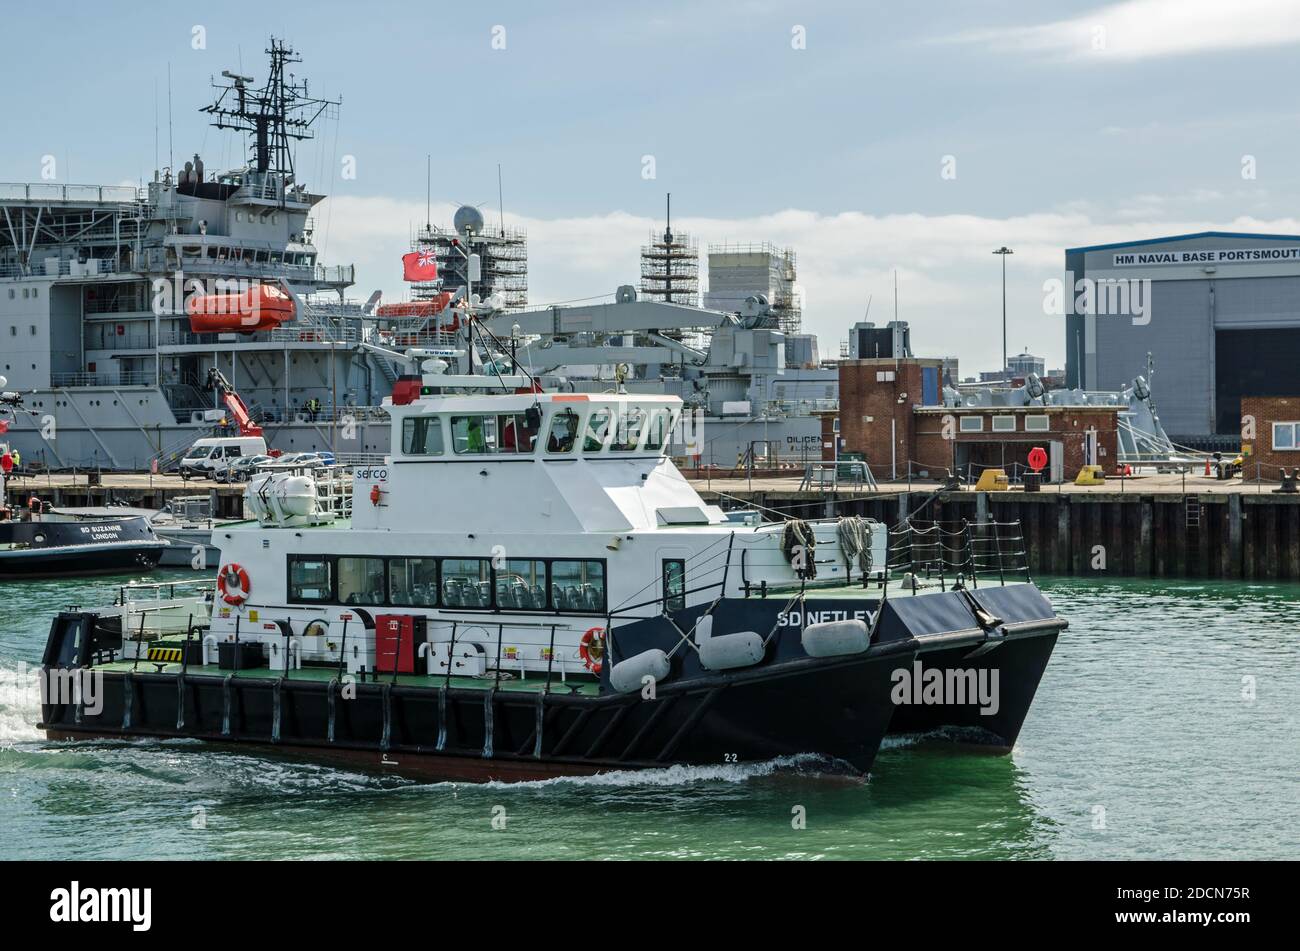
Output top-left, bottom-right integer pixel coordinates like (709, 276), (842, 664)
(941, 0), (1300, 61)
(313, 193), (1300, 374)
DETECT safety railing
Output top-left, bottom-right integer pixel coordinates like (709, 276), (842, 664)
(887, 518), (1029, 590)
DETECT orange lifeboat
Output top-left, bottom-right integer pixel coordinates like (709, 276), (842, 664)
(186, 283), (296, 334)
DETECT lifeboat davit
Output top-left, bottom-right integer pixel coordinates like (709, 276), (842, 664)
(186, 284), (296, 334)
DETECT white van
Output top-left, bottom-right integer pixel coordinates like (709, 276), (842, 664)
(178, 436), (269, 481)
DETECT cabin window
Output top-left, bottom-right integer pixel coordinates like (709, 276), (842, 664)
(498, 559), (548, 610)
(442, 558), (492, 608)
(643, 409), (673, 452)
(389, 557), (438, 607)
(338, 556), (386, 605)
(546, 409), (579, 453)
(610, 406), (646, 451)
(582, 408), (611, 451)
(288, 556), (333, 603)
(451, 414), (497, 453)
(550, 560), (606, 612)
(402, 416), (444, 455)
(498, 413), (539, 453)
(662, 559), (686, 613)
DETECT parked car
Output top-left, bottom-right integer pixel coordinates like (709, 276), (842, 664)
(257, 452), (328, 473)
(217, 454), (273, 483)
(178, 436), (268, 481)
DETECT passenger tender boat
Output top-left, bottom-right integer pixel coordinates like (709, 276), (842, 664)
(37, 329), (1065, 781)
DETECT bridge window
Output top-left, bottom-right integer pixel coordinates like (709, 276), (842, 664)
(499, 559), (548, 610)
(389, 557), (438, 607)
(338, 556), (385, 605)
(610, 406), (645, 451)
(546, 409), (579, 453)
(402, 416), (444, 455)
(583, 409), (611, 451)
(451, 415), (497, 453)
(442, 558), (492, 607)
(643, 409), (673, 452)
(551, 560), (606, 612)
(499, 413), (538, 453)
(288, 556), (332, 603)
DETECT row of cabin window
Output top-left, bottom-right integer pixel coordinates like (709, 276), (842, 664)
(287, 554), (607, 614)
(401, 406), (678, 457)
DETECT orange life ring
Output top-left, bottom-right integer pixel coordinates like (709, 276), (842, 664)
(219, 563), (251, 605)
(579, 626), (606, 674)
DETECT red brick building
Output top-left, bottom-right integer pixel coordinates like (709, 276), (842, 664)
(1241, 396), (1300, 479)
(838, 358), (1120, 481)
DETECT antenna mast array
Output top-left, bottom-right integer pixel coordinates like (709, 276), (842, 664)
(201, 37), (339, 181)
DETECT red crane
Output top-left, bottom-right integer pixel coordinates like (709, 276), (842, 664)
(206, 367), (263, 437)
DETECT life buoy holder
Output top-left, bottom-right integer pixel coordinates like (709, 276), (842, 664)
(579, 626), (606, 674)
(219, 563), (251, 605)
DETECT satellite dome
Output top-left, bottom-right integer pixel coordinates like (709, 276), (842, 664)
(453, 205), (485, 235)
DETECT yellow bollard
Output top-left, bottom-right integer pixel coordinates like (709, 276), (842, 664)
(1074, 464), (1106, 486)
(974, 468), (1010, 491)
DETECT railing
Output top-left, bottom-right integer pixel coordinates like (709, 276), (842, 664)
(50, 371), (157, 388)
(887, 518), (1030, 589)
(0, 182), (144, 203)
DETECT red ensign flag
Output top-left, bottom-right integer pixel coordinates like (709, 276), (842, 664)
(402, 250), (439, 282)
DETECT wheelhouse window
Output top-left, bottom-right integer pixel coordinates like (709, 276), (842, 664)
(450, 414), (537, 454)
(338, 556), (385, 605)
(551, 560), (606, 612)
(402, 416), (444, 455)
(610, 406), (645, 451)
(442, 558), (492, 607)
(389, 557), (438, 607)
(498, 413), (539, 453)
(498, 559), (547, 609)
(546, 409), (580, 453)
(288, 556), (332, 603)
(583, 408), (611, 452)
(451, 415), (497, 454)
(662, 559), (686, 613)
(643, 408), (674, 452)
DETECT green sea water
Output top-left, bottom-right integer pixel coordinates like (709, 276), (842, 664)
(1, 570), (1296, 860)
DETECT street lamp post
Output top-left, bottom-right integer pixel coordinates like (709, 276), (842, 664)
(992, 246), (1014, 382)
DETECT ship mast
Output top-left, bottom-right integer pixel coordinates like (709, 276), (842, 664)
(201, 37), (339, 186)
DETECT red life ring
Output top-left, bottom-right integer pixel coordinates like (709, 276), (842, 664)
(579, 626), (606, 674)
(219, 563), (251, 605)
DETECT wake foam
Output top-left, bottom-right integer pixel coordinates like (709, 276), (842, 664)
(0, 662), (44, 745)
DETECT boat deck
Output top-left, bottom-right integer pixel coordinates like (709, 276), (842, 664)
(92, 658), (602, 696)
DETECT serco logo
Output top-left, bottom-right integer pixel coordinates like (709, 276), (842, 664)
(356, 467), (388, 481)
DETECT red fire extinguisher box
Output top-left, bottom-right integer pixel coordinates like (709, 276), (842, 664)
(375, 614), (428, 674)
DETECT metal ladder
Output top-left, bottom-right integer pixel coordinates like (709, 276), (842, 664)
(1185, 497), (1201, 529)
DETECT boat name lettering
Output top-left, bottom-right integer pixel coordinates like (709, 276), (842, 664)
(777, 609), (872, 627)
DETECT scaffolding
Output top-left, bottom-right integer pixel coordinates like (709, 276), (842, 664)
(409, 223), (529, 310)
(704, 242), (801, 335)
(639, 228), (699, 306)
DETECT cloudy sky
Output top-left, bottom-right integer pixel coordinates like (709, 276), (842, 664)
(5, 0), (1300, 373)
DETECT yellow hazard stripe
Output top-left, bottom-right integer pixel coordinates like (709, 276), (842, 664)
(146, 647), (183, 663)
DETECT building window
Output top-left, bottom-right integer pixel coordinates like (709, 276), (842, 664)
(441, 558), (492, 607)
(498, 559), (548, 610)
(992, 415), (1016, 432)
(337, 556), (385, 605)
(1273, 422), (1300, 451)
(959, 416), (984, 433)
(550, 560), (606, 612)
(545, 409), (580, 453)
(288, 556), (332, 603)
(1025, 415), (1050, 432)
(662, 559), (686, 613)
(402, 416), (444, 455)
(389, 557), (438, 607)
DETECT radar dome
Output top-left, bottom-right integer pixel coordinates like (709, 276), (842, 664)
(453, 205), (485, 235)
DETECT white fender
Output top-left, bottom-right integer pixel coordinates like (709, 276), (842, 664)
(695, 614), (765, 671)
(610, 649), (671, 693)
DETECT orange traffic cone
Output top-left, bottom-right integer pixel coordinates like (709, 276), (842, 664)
(1204, 457), (1211, 476)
